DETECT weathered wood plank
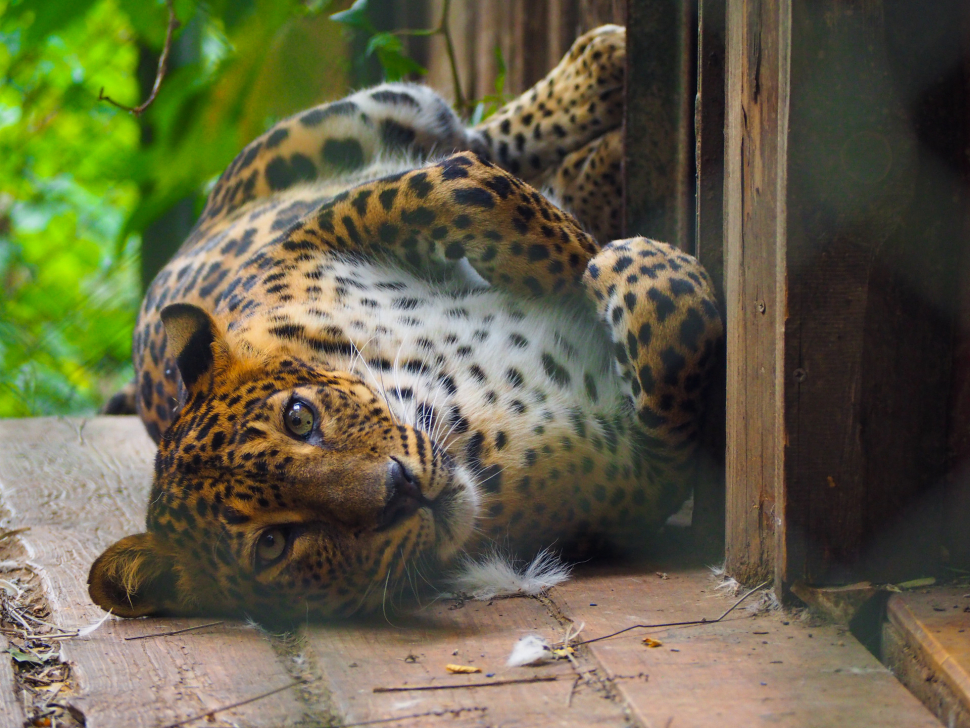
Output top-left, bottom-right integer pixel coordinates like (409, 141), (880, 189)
(553, 566), (942, 728)
(0, 417), (305, 728)
(623, 0), (695, 246)
(0, 635), (26, 728)
(885, 587), (970, 725)
(723, 0), (787, 586)
(301, 596), (627, 727)
(692, 0), (727, 560)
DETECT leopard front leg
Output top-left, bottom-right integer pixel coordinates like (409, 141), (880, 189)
(278, 153), (600, 298)
(583, 238), (723, 506)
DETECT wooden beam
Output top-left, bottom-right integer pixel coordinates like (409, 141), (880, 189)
(723, 0), (788, 586)
(726, 0), (963, 588)
(692, 0), (727, 559)
(623, 0), (696, 247)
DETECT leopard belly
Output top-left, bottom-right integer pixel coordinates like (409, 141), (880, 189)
(258, 253), (644, 556)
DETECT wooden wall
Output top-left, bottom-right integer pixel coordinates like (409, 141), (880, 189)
(385, 0), (626, 103)
(721, 0), (970, 588)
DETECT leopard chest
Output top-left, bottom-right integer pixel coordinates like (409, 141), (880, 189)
(242, 255), (646, 547)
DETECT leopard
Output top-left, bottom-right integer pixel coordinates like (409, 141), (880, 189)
(87, 25), (722, 622)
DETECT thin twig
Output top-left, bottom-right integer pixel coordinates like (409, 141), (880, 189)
(437, 0), (466, 116)
(342, 706), (487, 727)
(388, 0), (466, 116)
(99, 0), (180, 116)
(572, 581), (770, 647)
(158, 680), (304, 728)
(373, 675), (559, 693)
(124, 621), (224, 641)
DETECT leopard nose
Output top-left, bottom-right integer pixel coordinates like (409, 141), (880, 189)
(378, 458), (422, 529)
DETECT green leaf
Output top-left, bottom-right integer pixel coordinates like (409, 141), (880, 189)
(493, 43), (507, 97)
(330, 0), (374, 32)
(365, 31), (402, 56)
(5, 647), (44, 665)
(365, 35), (425, 81)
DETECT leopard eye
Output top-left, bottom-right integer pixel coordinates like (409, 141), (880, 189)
(284, 399), (314, 438)
(255, 527), (288, 568)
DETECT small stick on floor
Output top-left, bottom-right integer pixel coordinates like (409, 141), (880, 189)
(374, 675), (559, 693)
(124, 621), (225, 641)
(572, 581), (770, 646)
(342, 706), (487, 727)
(158, 680), (304, 728)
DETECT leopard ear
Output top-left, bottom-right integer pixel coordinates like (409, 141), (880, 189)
(88, 533), (180, 618)
(161, 303), (220, 393)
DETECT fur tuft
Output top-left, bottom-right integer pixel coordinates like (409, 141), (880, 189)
(506, 634), (553, 667)
(450, 548), (571, 601)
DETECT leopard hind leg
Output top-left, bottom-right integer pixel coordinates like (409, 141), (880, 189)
(583, 237), (723, 513)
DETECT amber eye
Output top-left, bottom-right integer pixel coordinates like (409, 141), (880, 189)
(284, 399), (314, 438)
(255, 527), (288, 567)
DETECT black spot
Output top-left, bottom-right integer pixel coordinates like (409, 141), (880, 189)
(638, 322), (653, 347)
(541, 353), (571, 387)
(452, 187), (495, 209)
(648, 289), (676, 323)
(371, 89), (419, 107)
(300, 100), (357, 126)
(669, 278), (696, 296)
(322, 138), (365, 170)
(679, 308), (706, 351)
(408, 172), (433, 198)
(527, 245), (549, 262)
(351, 189), (372, 216)
(660, 348), (687, 386)
(612, 255), (634, 273)
(378, 188), (398, 211)
(639, 364), (656, 394)
(484, 175), (513, 199)
(401, 206), (436, 226)
(382, 119), (417, 148)
(378, 223), (399, 244)
(445, 241), (465, 259)
(265, 127), (289, 149)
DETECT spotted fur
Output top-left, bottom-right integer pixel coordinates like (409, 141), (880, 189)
(89, 26), (722, 622)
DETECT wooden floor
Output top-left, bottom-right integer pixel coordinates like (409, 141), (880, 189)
(0, 417), (945, 727)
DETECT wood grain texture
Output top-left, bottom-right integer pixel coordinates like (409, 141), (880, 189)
(723, 0), (787, 586)
(780, 0), (957, 587)
(301, 597), (627, 727)
(0, 417), (305, 728)
(553, 566), (941, 728)
(0, 635), (26, 728)
(623, 0), (695, 246)
(0, 417), (947, 725)
(887, 588), (970, 718)
(692, 0), (727, 561)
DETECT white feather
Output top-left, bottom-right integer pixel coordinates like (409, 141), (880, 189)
(506, 634), (553, 667)
(77, 609), (113, 638)
(450, 548), (571, 601)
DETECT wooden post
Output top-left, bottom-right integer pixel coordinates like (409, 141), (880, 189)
(723, 0), (788, 586)
(692, 0), (727, 558)
(623, 0), (696, 247)
(725, 0), (965, 589)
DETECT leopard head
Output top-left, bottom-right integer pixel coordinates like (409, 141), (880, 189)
(88, 303), (478, 621)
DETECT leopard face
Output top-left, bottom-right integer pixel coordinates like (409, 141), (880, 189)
(89, 305), (477, 621)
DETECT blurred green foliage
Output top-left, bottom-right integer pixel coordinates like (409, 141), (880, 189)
(0, 0), (354, 417)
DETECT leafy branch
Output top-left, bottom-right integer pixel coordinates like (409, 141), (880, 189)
(331, 0), (473, 117)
